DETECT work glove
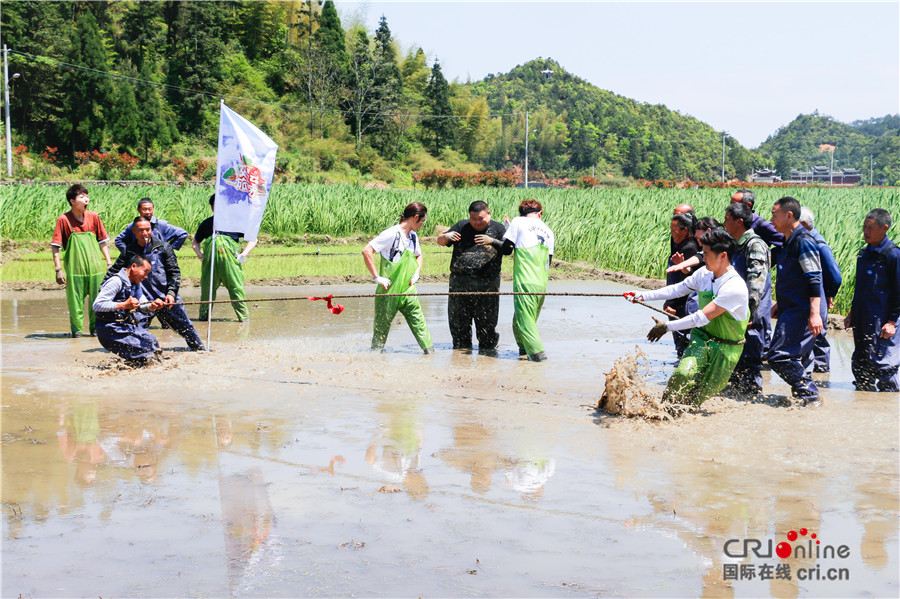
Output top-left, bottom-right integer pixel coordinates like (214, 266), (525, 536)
(623, 291), (639, 303)
(235, 252), (247, 265)
(374, 275), (391, 290)
(647, 317), (669, 342)
(409, 270), (420, 286)
(55, 269), (66, 286)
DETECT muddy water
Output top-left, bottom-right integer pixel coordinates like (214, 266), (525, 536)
(2, 281), (897, 598)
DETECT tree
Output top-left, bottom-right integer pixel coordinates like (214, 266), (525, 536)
(313, 1), (347, 74)
(136, 61), (177, 161)
(110, 63), (141, 154)
(164, 1), (228, 134)
(66, 9), (115, 154)
(346, 30), (378, 147)
(423, 60), (455, 155)
(286, 47), (345, 137)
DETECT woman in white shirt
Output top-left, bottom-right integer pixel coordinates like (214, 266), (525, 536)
(625, 229), (749, 405)
(362, 203), (434, 353)
(499, 199), (555, 362)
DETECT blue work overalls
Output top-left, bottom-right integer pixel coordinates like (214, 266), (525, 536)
(95, 272), (160, 360)
(807, 229), (842, 373)
(850, 237), (900, 392)
(139, 243), (204, 351)
(767, 226), (826, 400)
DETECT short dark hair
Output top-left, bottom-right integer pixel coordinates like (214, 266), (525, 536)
(773, 196), (800, 221)
(519, 199), (542, 216)
(133, 216), (152, 226)
(735, 189), (755, 207)
(725, 203), (753, 229)
(671, 212), (694, 235)
(468, 201), (489, 213)
(137, 197), (153, 209)
(696, 217), (721, 232)
(866, 208), (891, 229)
(66, 183), (88, 204)
(128, 254), (147, 267)
(208, 193), (216, 207)
(700, 228), (737, 259)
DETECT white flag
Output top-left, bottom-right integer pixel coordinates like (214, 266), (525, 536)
(214, 102), (278, 241)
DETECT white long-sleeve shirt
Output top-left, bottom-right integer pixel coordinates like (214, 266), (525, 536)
(641, 268), (749, 331)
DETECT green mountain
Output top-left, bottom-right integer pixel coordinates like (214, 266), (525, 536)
(756, 112), (899, 185)
(467, 58), (762, 181)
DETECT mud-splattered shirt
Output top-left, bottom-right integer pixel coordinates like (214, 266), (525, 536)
(446, 219), (506, 281)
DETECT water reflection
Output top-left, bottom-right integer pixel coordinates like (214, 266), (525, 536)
(366, 401), (429, 500)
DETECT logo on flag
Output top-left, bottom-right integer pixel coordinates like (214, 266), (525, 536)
(214, 102), (278, 241)
(222, 154), (268, 202)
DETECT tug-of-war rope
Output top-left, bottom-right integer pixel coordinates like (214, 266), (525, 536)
(139, 291), (668, 317)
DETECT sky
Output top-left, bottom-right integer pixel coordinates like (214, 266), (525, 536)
(336, 1), (900, 149)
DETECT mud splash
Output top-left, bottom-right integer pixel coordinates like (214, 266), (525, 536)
(598, 347), (673, 419)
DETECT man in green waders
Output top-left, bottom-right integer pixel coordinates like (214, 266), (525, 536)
(192, 194), (257, 322)
(362, 202), (434, 353)
(625, 229), (750, 405)
(50, 184), (113, 337)
(499, 199), (555, 362)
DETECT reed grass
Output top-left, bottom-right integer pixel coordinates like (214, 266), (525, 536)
(2, 183), (897, 313)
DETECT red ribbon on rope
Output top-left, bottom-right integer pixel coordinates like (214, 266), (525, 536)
(307, 294), (344, 314)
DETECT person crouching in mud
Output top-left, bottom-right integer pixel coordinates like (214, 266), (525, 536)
(625, 229), (749, 405)
(92, 255), (166, 365)
(363, 202), (434, 354)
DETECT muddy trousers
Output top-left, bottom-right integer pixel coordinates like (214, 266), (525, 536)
(664, 330), (743, 405)
(199, 236), (248, 321)
(448, 276), (500, 350)
(729, 313), (771, 394)
(851, 331), (900, 392)
(372, 294), (433, 351)
(513, 293), (545, 357)
(767, 309), (819, 400)
(147, 303), (205, 351)
(66, 272), (104, 335)
(96, 320), (160, 360)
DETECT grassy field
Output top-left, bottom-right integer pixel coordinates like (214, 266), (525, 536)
(2, 183), (897, 313)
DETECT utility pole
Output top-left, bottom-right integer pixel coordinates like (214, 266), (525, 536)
(524, 110), (529, 188)
(3, 45), (12, 177)
(870, 155), (874, 186)
(721, 132), (726, 183)
(830, 149), (834, 186)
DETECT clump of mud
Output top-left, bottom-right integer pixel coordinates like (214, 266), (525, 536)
(598, 347), (684, 420)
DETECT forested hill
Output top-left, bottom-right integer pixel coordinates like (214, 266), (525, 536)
(756, 113), (900, 185)
(0, 1), (891, 185)
(467, 59), (761, 181)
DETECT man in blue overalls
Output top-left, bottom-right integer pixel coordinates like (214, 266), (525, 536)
(114, 197), (189, 253)
(93, 254), (165, 363)
(104, 216), (205, 351)
(799, 206), (842, 373)
(767, 197), (826, 406)
(844, 209), (899, 392)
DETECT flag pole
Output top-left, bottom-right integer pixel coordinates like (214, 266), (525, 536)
(206, 232), (217, 348)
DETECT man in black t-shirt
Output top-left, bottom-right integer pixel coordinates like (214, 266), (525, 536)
(437, 201), (507, 354)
